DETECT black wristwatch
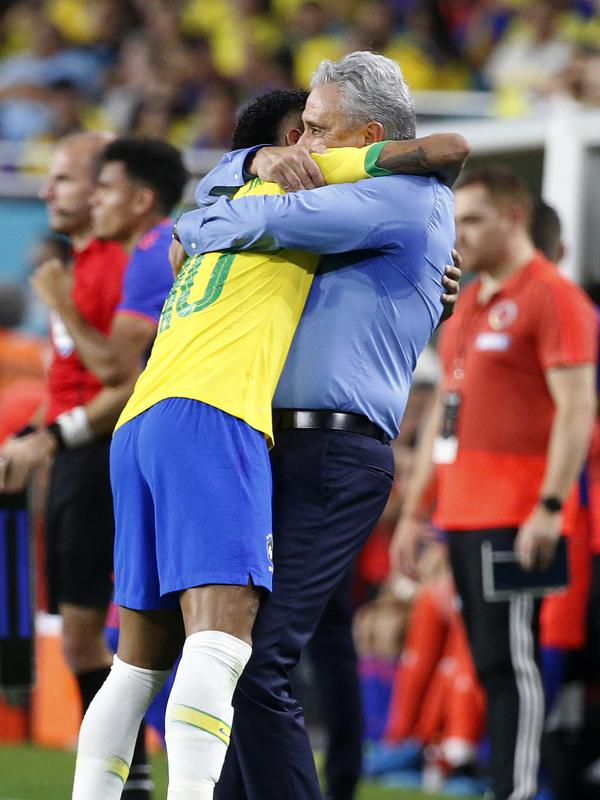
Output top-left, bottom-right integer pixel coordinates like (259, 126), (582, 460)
(46, 422), (65, 449)
(539, 495), (563, 513)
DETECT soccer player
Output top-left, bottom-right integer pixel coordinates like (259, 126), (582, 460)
(71, 79), (466, 800)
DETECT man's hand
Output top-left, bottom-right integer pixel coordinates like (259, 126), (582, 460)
(0, 430), (57, 493)
(248, 143), (326, 192)
(439, 249), (462, 323)
(389, 514), (428, 577)
(169, 240), (187, 278)
(514, 506), (562, 571)
(30, 258), (73, 313)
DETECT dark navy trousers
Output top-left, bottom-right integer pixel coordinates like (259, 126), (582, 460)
(306, 569), (363, 800)
(215, 427), (394, 800)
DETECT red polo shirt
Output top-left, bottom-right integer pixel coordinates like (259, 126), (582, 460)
(46, 238), (128, 423)
(434, 253), (597, 530)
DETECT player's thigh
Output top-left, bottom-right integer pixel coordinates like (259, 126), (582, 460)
(136, 398), (273, 599)
(111, 419), (166, 612)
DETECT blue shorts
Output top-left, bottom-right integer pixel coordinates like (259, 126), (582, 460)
(110, 398), (273, 610)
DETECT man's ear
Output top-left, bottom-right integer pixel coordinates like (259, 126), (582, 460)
(132, 186), (155, 216)
(364, 121), (385, 144)
(285, 128), (303, 145)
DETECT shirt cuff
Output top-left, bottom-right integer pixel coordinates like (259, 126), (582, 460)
(176, 208), (207, 256)
(242, 144), (271, 180)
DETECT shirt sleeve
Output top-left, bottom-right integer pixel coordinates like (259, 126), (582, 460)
(97, 243), (127, 333)
(117, 245), (173, 324)
(177, 177), (437, 257)
(193, 143), (388, 208)
(194, 146), (268, 208)
(535, 279), (598, 370)
(311, 142), (391, 184)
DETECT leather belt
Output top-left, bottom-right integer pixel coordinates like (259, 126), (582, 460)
(272, 409), (390, 444)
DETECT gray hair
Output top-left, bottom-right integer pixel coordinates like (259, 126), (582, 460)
(311, 51), (416, 140)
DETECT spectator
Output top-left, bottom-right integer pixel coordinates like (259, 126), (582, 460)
(0, 17), (104, 140)
(556, 45), (600, 107)
(484, 0), (574, 109)
(187, 80), (239, 149)
(101, 32), (160, 134)
(365, 554), (486, 795)
(291, 1), (345, 89)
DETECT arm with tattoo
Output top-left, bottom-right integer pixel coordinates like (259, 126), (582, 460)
(376, 134), (470, 187)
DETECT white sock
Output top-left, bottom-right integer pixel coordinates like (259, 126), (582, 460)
(165, 630), (252, 800)
(442, 737), (477, 768)
(72, 655), (170, 800)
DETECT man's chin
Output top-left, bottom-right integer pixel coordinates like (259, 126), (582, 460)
(48, 211), (85, 236)
(93, 230), (120, 242)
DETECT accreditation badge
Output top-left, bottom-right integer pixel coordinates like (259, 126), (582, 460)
(433, 391), (461, 464)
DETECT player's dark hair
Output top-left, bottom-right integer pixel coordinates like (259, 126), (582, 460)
(99, 137), (189, 215)
(455, 164), (533, 224)
(232, 90), (309, 150)
(531, 200), (562, 261)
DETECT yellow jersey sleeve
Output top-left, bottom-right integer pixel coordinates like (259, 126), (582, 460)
(311, 141), (393, 184)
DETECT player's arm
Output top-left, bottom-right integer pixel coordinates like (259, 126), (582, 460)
(248, 134), (469, 190)
(194, 133), (469, 208)
(47, 300), (152, 386)
(0, 382), (134, 494)
(375, 135), (470, 187)
(515, 364), (596, 570)
(31, 257), (156, 386)
(176, 177), (437, 256)
(389, 386), (444, 576)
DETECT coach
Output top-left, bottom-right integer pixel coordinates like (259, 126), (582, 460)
(174, 51), (467, 800)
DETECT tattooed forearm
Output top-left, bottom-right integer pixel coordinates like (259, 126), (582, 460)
(376, 134), (470, 187)
(377, 145), (430, 174)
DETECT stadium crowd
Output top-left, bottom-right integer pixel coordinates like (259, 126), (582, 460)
(1, 0), (600, 149)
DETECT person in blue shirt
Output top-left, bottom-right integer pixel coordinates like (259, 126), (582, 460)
(173, 51), (467, 800)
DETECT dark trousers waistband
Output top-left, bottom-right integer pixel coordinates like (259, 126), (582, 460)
(272, 409), (390, 444)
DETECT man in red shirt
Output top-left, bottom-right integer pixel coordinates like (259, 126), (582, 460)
(391, 166), (597, 800)
(0, 132), (152, 799)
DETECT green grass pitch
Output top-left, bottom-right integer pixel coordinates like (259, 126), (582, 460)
(0, 744), (480, 800)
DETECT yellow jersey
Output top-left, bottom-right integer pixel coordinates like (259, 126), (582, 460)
(116, 142), (390, 443)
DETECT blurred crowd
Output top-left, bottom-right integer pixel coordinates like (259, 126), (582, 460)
(1, 0), (600, 150)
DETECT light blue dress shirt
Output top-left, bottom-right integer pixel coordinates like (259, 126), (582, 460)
(176, 149), (455, 439)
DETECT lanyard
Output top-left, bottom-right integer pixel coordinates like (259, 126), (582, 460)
(450, 297), (490, 383)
